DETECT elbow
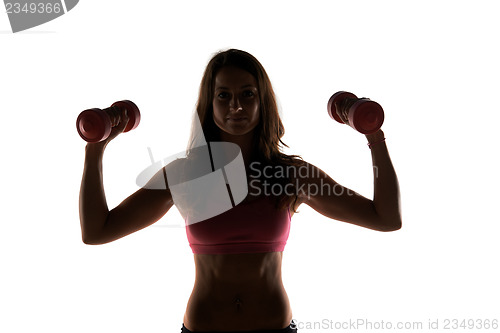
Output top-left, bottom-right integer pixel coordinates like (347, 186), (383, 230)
(378, 218), (402, 232)
(80, 218), (108, 245)
(82, 236), (96, 245)
(82, 233), (104, 245)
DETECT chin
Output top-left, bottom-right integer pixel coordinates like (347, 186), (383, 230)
(219, 127), (256, 139)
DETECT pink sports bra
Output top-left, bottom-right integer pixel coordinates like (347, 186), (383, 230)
(185, 195), (291, 254)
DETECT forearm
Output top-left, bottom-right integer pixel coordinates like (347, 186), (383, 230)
(79, 143), (110, 243)
(366, 130), (402, 230)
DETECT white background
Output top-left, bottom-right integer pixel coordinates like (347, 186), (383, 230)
(1, 1), (499, 332)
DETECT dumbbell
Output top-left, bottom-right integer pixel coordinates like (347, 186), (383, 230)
(327, 91), (384, 134)
(76, 100), (141, 142)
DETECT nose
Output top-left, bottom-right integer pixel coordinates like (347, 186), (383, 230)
(229, 97), (242, 112)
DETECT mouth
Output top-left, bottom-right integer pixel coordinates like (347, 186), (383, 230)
(227, 117), (247, 121)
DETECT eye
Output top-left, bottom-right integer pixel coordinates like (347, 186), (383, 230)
(243, 90), (255, 97)
(217, 92), (229, 99)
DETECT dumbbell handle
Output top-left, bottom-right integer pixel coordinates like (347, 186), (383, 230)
(101, 105), (123, 128)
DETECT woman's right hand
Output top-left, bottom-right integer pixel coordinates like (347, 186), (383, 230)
(334, 100), (350, 125)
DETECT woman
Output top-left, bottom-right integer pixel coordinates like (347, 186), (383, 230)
(79, 49), (401, 333)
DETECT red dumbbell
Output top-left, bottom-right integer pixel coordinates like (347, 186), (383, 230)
(327, 91), (384, 134)
(76, 100), (141, 142)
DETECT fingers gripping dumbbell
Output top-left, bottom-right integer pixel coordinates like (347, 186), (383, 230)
(76, 100), (141, 142)
(327, 91), (384, 134)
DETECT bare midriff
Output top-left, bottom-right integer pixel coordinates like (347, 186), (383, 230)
(183, 251), (293, 332)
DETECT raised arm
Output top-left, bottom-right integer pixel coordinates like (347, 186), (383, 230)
(79, 109), (175, 245)
(296, 129), (401, 231)
(365, 129), (401, 230)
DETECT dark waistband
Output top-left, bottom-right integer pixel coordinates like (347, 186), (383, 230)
(181, 323), (297, 333)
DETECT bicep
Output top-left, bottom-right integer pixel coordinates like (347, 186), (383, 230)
(98, 167), (175, 244)
(297, 162), (385, 231)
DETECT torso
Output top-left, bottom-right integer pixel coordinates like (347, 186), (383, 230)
(183, 251), (292, 331)
(183, 189), (302, 332)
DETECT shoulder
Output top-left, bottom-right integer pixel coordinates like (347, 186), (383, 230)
(287, 160), (337, 202)
(286, 159), (325, 182)
(261, 159), (325, 209)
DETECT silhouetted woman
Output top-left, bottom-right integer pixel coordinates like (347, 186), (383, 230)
(79, 49), (401, 333)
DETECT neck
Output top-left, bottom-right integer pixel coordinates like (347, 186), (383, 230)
(219, 130), (256, 167)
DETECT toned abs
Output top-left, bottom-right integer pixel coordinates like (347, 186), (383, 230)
(183, 251), (293, 331)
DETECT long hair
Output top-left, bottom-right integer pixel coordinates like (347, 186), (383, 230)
(187, 49), (305, 213)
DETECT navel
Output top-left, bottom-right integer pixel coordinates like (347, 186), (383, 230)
(233, 296), (243, 311)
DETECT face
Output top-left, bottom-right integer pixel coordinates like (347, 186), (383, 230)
(212, 66), (260, 139)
